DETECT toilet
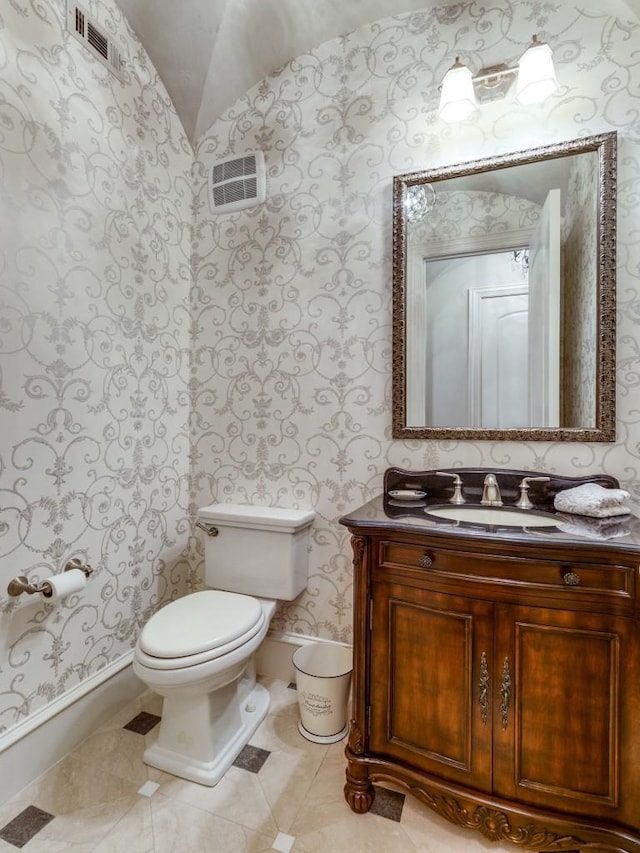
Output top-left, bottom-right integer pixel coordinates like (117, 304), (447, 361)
(133, 503), (315, 786)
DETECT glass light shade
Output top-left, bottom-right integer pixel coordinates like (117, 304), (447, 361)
(405, 184), (436, 223)
(516, 40), (558, 105)
(438, 60), (477, 122)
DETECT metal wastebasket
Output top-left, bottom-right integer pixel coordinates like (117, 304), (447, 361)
(293, 643), (353, 744)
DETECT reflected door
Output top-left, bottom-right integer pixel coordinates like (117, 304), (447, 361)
(468, 286), (529, 428)
(421, 251), (529, 427)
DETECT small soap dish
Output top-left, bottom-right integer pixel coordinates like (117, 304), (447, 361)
(388, 489), (426, 501)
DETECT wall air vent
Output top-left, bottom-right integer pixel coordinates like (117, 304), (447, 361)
(67, 1), (124, 81)
(208, 152), (266, 213)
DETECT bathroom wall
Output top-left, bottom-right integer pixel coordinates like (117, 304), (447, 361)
(0, 0), (192, 737)
(192, 2), (640, 643)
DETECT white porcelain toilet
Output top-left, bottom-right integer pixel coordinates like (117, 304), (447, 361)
(133, 503), (315, 786)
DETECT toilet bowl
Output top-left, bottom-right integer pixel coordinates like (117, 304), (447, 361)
(133, 591), (275, 786)
(133, 503), (314, 786)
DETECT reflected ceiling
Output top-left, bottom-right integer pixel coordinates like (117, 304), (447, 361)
(113, 0), (640, 146)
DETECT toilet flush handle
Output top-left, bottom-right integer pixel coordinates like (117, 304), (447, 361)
(196, 521), (219, 537)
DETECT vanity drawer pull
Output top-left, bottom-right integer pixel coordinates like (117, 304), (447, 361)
(562, 570), (581, 586)
(418, 554), (433, 568)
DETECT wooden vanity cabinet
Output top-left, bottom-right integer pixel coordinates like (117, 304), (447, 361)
(369, 580), (494, 792)
(491, 602), (637, 818)
(342, 525), (640, 853)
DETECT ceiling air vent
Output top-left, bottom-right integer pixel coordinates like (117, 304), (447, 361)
(67, 1), (124, 81)
(208, 152), (266, 213)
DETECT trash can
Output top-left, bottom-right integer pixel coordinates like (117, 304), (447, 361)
(293, 643), (353, 744)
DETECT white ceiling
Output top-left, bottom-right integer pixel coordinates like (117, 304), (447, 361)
(114, 0), (640, 145)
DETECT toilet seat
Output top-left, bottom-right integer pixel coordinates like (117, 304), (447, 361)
(136, 590), (264, 670)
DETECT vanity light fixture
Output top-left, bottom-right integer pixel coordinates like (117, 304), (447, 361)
(438, 35), (558, 122)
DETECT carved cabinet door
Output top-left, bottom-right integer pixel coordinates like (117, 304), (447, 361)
(369, 579), (494, 791)
(491, 602), (638, 824)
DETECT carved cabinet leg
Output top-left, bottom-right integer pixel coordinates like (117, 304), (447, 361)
(344, 754), (375, 814)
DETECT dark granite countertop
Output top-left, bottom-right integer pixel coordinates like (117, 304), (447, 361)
(339, 469), (640, 557)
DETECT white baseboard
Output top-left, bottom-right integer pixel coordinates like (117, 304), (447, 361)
(255, 631), (352, 683)
(0, 652), (144, 805)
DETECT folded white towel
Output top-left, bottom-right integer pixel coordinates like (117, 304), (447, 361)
(557, 513), (630, 540)
(554, 483), (630, 518)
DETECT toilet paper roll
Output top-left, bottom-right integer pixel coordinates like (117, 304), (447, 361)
(42, 568), (86, 601)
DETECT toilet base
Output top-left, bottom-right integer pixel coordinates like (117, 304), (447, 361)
(142, 681), (270, 786)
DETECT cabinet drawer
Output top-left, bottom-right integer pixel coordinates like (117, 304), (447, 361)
(378, 540), (635, 602)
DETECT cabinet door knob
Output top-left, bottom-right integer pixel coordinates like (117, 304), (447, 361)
(418, 554), (433, 568)
(563, 570), (581, 586)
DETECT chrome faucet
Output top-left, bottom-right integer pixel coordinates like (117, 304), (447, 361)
(481, 474), (502, 506)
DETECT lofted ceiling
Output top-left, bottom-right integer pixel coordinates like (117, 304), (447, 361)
(114, 0), (640, 146)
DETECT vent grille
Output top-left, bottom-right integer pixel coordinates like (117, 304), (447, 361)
(212, 155), (257, 184)
(67, 1), (123, 81)
(208, 152), (266, 214)
(87, 22), (109, 60)
(213, 177), (258, 207)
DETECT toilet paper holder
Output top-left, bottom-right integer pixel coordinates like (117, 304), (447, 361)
(7, 558), (94, 598)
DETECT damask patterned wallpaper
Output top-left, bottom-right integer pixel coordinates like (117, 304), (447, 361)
(192, 2), (640, 643)
(0, 0), (192, 735)
(407, 190), (539, 249)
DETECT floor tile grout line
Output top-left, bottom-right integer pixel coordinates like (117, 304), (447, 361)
(242, 705), (327, 839)
(86, 795), (150, 853)
(148, 789), (278, 845)
(271, 739), (335, 837)
(148, 791), (158, 853)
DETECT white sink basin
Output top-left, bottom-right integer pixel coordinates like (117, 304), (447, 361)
(425, 505), (558, 527)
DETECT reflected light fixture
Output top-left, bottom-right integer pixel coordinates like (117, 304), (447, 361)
(438, 35), (558, 122)
(405, 183), (436, 223)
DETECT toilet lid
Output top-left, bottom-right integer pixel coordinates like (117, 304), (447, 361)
(139, 590), (263, 659)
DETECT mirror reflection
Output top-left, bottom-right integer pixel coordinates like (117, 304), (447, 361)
(393, 133), (616, 442)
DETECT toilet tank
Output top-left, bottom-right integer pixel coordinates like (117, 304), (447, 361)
(197, 504), (315, 600)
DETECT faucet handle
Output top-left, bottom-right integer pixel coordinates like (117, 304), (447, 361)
(515, 476), (551, 509)
(434, 471), (466, 505)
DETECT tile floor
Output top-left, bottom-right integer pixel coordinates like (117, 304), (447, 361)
(0, 678), (516, 852)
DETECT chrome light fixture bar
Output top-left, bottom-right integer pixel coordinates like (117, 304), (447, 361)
(438, 35), (558, 122)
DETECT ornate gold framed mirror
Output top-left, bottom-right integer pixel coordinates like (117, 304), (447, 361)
(392, 132), (616, 442)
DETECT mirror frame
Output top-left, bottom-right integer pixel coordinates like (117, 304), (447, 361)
(392, 132), (617, 442)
